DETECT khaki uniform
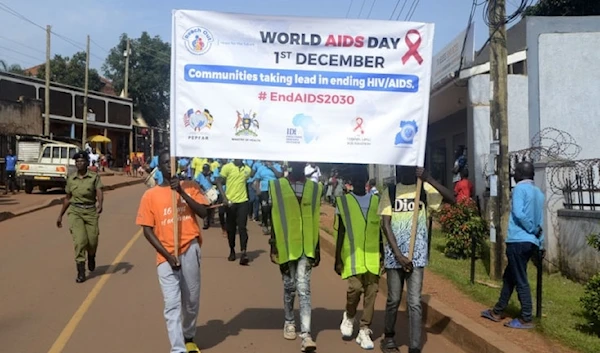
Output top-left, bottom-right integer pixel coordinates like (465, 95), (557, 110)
(65, 171), (103, 263)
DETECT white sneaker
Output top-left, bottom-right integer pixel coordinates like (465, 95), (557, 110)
(283, 323), (297, 340)
(356, 327), (375, 350)
(340, 311), (355, 338)
(301, 334), (317, 352)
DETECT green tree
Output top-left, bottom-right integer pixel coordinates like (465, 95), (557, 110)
(102, 32), (170, 128)
(0, 60), (26, 75)
(523, 0), (600, 16)
(36, 52), (104, 91)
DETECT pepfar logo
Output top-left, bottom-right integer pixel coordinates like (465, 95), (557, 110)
(183, 27), (214, 55)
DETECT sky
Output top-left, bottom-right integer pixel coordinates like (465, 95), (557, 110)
(0, 0), (524, 73)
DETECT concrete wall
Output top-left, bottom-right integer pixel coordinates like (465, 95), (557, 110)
(467, 74), (529, 200)
(557, 209), (600, 282)
(526, 16), (600, 273)
(0, 98), (43, 135)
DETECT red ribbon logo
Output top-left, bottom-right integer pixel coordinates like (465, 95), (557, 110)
(401, 29), (423, 65)
(354, 117), (365, 134)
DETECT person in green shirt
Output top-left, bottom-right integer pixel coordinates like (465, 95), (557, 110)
(216, 159), (252, 265)
(56, 151), (104, 283)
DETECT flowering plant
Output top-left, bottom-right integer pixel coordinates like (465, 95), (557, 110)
(433, 198), (488, 259)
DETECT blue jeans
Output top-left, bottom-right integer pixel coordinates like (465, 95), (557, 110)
(493, 242), (536, 322)
(247, 187), (259, 220)
(384, 267), (424, 350)
(282, 255), (313, 335)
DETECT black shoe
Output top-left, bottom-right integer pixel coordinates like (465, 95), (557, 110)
(239, 252), (249, 266)
(380, 337), (399, 353)
(203, 223), (210, 230)
(408, 349), (421, 353)
(76, 262), (86, 283)
(228, 250), (236, 261)
(88, 254), (96, 272)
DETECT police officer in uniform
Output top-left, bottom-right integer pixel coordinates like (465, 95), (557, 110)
(56, 151), (104, 283)
(269, 175), (322, 352)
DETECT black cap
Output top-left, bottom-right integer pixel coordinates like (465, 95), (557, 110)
(72, 151), (89, 161)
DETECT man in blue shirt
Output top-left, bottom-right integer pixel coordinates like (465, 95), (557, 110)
(4, 148), (18, 194)
(146, 155), (163, 185)
(245, 160), (262, 222)
(252, 161), (283, 234)
(481, 161), (545, 329)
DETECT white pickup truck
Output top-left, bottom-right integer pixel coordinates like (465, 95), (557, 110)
(15, 139), (80, 194)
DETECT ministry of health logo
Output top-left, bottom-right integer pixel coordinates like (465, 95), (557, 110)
(183, 26), (214, 55)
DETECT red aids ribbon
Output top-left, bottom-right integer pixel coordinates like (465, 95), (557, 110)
(353, 117), (364, 134)
(401, 29), (423, 65)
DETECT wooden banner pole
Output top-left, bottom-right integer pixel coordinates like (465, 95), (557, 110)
(407, 177), (424, 269)
(171, 157), (179, 258)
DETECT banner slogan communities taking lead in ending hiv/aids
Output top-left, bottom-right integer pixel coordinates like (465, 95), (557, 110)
(170, 10), (435, 166)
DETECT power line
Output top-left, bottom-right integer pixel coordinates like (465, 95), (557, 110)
(0, 44), (43, 62)
(405, 0), (421, 21)
(0, 34), (46, 55)
(389, 0), (401, 20)
(357, 0), (367, 18)
(366, 0), (377, 18)
(346, 0), (355, 17)
(394, 0), (409, 21)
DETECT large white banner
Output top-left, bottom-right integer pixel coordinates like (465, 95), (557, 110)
(170, 10), (435, 166)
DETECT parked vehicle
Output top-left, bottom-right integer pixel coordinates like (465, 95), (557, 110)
(15, 137), (81, 194)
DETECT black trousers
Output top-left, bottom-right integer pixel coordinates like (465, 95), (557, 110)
(259, 191), (272, 227)
(5, 171), (17, 192)
(226, 201), (249, 252)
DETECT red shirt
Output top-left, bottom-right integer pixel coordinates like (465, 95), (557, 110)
(454, 178), (474, 202)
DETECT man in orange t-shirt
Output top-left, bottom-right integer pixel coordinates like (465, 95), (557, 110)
(136, 150), (209, 353)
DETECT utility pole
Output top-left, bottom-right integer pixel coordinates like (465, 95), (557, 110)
(488, 0), (509, 280)
(124, 39), (130, 98)
(44, 25), (51, 136)
(124, 39), (134, 157)
(82, 35), (90, 148)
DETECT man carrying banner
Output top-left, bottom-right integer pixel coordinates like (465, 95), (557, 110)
(378, 166), (454, 353)
(269, 175), (323, 352)
(334, 165), (383, 350)
(216, 159), (252, 265)
(136, 149), (209, 353)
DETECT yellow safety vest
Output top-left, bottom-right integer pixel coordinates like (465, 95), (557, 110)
(336, 193), (381, 279)
(270, 178), (323, 264)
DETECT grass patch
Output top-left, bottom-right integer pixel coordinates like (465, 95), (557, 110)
(428, 230), (600, 353)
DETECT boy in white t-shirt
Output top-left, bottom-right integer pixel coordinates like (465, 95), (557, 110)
(304, 163), (321, 183)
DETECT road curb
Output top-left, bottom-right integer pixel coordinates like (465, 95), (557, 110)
(318, 229), (529, 353)
(0, 179), (144, 223)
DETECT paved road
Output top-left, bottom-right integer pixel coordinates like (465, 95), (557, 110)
(0, 184), (464, 353)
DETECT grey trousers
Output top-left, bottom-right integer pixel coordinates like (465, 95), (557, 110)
(157, 240), (201, 353)
(384, 267), (424, 350)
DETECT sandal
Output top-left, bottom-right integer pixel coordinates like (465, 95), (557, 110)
(504, 318), (534, 329)
(480, 309), (503, 322)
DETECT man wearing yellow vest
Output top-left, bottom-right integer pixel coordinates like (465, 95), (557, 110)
(269, 176), (323, 352)
(334, 165), (383, 350)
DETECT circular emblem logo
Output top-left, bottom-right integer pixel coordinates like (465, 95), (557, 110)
(183, 27), (214, 55)
(401, 124), (416, 140)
